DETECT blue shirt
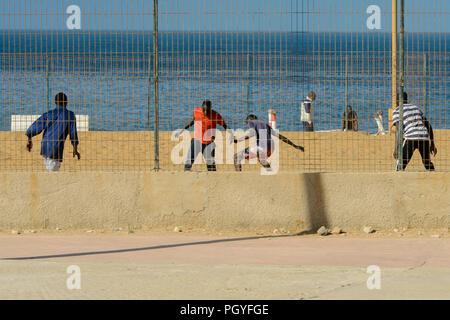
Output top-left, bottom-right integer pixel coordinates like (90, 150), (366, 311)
(26, 107), (79, 161)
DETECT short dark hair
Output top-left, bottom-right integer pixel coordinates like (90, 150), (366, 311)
(202, 100), (212, 108)
(55, 92), (67, 106)
(246, 114), (258, 120)
(396, 92), (408, 104)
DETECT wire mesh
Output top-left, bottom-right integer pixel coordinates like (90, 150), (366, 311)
(0, 0), (448, 172)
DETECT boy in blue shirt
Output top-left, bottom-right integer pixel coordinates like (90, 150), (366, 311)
(26, 92), (80, 171)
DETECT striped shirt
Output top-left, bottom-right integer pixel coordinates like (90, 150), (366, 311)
(392, 104), (429, 140)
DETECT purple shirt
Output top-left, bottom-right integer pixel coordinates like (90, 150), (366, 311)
(248, 120), (274, 150)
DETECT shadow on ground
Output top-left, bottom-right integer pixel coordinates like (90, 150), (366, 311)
(1, 233), (309, 261)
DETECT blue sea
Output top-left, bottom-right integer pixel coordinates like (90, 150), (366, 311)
(0, 31), (449, 132)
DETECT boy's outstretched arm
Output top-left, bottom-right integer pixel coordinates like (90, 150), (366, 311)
(174, 118), (195, 139)
(220, 118), (229, 130)
(393, 127), (399, 159)
(276, 132), (305, 151)
(423, 116), (437, 156)
(25, 114), (47, 152)
(69, 114), (80, 160)
(353, 114), (359, 131)
(26, 136), (33, 152)
(183, 118), (195, 130)
(233, 128), (255, 143)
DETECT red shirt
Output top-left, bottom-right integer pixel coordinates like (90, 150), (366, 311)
(193, 108), (225, 144)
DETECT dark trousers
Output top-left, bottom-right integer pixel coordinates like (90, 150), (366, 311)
(303, 121), (314, 132)
(399, 139), (435, 171)
(184, 139), (216, 171)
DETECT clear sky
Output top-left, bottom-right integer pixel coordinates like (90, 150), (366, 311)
(0, 0), (448, 32)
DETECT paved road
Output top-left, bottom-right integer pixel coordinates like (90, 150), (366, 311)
(1, 235), (449, 299)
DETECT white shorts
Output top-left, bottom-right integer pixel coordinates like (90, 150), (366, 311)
(44, 157), (61, 172)
(236, 145), (273, 165)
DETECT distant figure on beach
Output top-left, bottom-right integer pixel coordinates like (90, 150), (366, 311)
(176, 100), (229, 171)
(26, 92), (80, 172)
(301, 91), (316, 132)
(374, 110), (387, 135)
(341, 105), (358, 131)
(233, 114), (304, 171)
(392, 92), (437, 171)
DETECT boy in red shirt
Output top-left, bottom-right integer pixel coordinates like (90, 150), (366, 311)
(177, 100), (229, 171)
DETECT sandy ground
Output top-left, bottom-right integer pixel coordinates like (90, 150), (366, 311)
(1, 233), (449, 299)
(0, 130), (448, 172)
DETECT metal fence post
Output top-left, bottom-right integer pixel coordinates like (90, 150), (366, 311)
(396, 0), (405, 171)
(46, 54), (50, 112)
(246, 53), (250, 116)
(148, 49), (152, 130)
(391, 0), (398, 133)
(423, 52), (427, 117)
(153, 0), (160, 171)
(345, 55), (349, 130)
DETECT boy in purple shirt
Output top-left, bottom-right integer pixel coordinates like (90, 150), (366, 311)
(233, 114), (304, 171)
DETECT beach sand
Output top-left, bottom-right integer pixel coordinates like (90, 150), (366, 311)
(0, 130), (448, 172)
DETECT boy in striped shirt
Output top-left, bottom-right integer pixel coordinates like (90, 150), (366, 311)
(392, 92), (437, 171)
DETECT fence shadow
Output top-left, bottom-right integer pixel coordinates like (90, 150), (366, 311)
(2, 234), (298, 261)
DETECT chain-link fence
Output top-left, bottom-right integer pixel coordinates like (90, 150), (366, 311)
(0, 0), (448, 172)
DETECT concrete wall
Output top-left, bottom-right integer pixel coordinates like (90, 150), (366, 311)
(0, 172), (448, 232)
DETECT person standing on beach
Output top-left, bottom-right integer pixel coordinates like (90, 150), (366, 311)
(301, 91), (316, 132)
(233, 114), (304, 171)
(26, 92), (80, 172)
(176, 100), (230, 171)
(341, 105), (359, 131)
(392, 92), (437, 171)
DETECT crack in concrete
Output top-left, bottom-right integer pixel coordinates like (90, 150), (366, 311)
(303, 261), (429, 300)
(406, 260), (427, 271)
(305, 280), (361, 300)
